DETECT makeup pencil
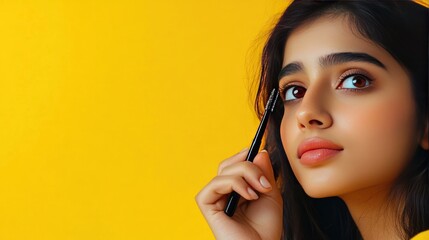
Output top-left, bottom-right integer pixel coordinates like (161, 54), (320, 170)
(224, 88), (279, 217)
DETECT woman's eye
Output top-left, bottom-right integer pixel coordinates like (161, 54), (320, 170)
(284, 86), (306, 101)
(338, 74), (371, 89)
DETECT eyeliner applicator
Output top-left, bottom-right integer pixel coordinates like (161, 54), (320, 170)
(224, 88), (279, 217)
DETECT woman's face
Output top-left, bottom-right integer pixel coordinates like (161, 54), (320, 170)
(279, 15), (425, 198)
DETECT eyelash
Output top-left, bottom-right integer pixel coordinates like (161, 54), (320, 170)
(279, 70), (374, 103)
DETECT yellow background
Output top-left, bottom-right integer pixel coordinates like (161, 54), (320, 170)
(1, 0), (427, 239)
(0, 1), (288, 239)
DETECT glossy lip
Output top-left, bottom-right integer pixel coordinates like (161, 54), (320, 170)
(297, 137), (344, 166)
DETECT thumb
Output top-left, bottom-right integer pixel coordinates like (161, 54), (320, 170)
(252, 150), (277, 190)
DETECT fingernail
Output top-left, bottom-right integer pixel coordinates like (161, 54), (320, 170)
(259, 176), (272, 189)
(261, 149), (267, 153)
(247, 187), (259, 199)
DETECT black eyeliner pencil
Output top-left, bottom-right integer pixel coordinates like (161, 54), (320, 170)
(224, 88), (279, 217)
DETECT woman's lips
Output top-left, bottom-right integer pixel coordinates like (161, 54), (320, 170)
(297, 137), (343, 166)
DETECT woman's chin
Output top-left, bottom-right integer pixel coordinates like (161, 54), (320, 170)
(302, 188), (337, 199)
(300, 183), (352, 199)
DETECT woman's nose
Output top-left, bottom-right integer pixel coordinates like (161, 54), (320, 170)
(296, 87), (333, 130)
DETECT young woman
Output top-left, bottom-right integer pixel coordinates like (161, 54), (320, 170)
(195, 1), (428, 239)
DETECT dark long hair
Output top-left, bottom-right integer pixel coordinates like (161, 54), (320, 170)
(254, 1), (429, 239)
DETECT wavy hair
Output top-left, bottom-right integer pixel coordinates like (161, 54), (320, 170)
(254, 1), (429, 239)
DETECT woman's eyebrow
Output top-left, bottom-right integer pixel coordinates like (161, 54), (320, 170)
(320, 52), (386, 69)
(278, 62), (304, 80)
(278, 52), (386, 80)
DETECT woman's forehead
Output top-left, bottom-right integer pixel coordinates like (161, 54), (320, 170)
(282, 16), (388, 69)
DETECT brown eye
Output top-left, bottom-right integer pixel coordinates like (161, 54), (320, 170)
(338, 74), (372, 89)
(284, 86), (306, 101)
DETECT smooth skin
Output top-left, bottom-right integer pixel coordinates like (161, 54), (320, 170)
(196, 14), (428, 240)
(279, 15), (428, 239)
(195, 149), (283, 240)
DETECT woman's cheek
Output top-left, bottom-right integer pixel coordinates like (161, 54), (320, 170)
(278, 86), (418, 197)
(335, 93), (417, 184)
(280, 108), (300, 159)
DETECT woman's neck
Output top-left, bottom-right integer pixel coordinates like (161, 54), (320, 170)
(340, 184), (402, 240)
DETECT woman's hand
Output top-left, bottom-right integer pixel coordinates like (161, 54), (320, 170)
(195, 149), (283, 240)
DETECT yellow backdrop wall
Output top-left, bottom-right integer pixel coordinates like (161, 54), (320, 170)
(0, 0), (289, 239)
(3, 1), (427, 239)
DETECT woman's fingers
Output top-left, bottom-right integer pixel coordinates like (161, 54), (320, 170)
(252, 150), (282, 201)
(253, 150), (275, 183)
(197, 150), (274, 208)
(195, 175), (259, 210)
(218, 161), (272, 194)
(217, 148), (249, 175)
(195, 149), (283, 240)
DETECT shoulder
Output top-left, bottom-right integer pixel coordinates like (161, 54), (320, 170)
(412, 230), (429, 240)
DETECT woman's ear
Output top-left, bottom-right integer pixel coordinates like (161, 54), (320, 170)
(420, 121), (429, 150)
